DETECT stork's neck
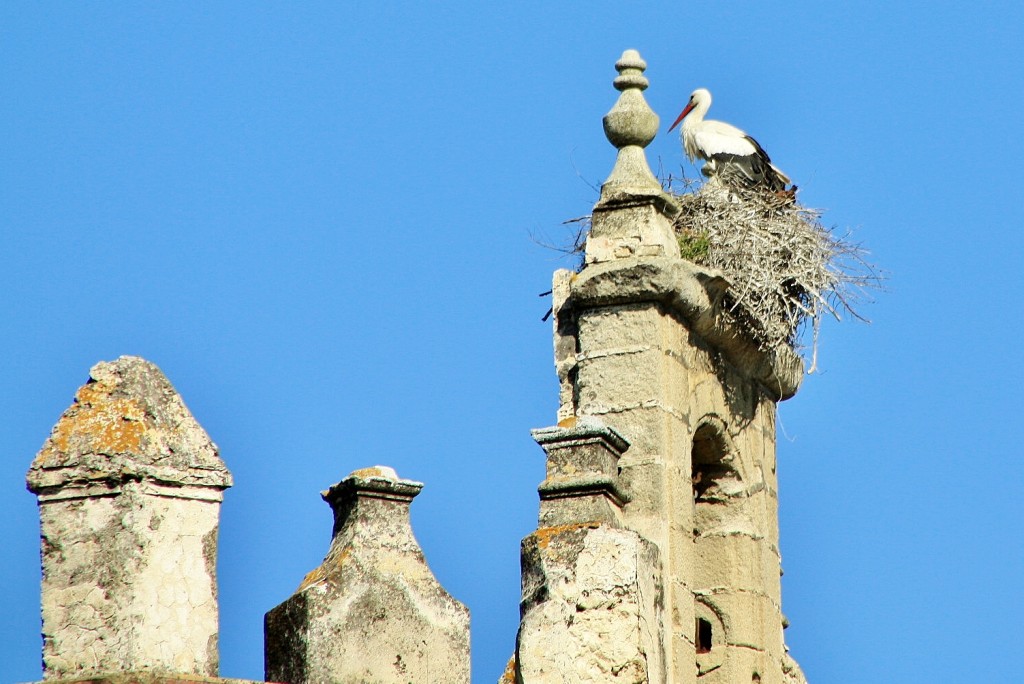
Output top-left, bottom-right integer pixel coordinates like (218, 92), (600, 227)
(679, 98), (709, 163)
(683, 98), (709, 129)
(680, 101), (708, 151)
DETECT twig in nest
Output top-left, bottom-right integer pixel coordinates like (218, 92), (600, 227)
(529, 216), (590, 273)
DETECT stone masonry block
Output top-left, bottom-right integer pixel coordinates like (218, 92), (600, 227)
(576, 348), (667, 410)
(533, 423), (629, 482)
(693, 532), (782, 595)
(581, 405), (682, 459)
(514, 523), (665, 683)
(695, 590), (783, 654)
(576, 305), (665, 354)
(533, 423), (630, 529)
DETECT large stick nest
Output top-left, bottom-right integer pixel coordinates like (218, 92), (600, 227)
(545, 179), (882, 370)
(668, 177), (881, 369)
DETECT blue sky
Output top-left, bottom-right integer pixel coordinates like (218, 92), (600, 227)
(2, 3), (1022, 682)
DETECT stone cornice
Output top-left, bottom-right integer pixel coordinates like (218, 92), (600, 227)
(564, 257), (804, 400)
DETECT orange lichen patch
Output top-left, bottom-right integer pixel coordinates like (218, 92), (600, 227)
(36, 382), (150, 465)
(296, 546), (351, 591)
(350, 466), (393, 479)
(76, 380), (116, 406)
(297, 565), (328, 592)
(557, 415), (578, 428)
(497, 654), (517, 684)
(532, 521), (601, 550)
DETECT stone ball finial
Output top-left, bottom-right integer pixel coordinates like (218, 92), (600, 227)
(603, 49), (659, 151)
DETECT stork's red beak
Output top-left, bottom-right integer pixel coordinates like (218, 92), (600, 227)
(668, 102), (694, 132)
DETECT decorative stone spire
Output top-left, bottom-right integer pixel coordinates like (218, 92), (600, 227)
(600, 49), (662, 197)
(265, 466), (470, 684)
(587, 49), (679, 264)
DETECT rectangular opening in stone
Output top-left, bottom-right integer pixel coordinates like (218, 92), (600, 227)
(696, 617), (713, 654)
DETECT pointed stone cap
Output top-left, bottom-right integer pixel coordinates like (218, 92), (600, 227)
(27, 355), (232, 496)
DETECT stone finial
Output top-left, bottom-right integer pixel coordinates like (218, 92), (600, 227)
(27, 356), (231, 679)
(265, 466), (470, 684)
(599, 49), (662, 197)
(587, 50), (679, 264)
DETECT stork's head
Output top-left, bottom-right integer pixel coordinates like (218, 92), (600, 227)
(668, 88), (712, 132)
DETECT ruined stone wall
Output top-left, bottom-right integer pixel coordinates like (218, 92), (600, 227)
(515, 523), (665, 683)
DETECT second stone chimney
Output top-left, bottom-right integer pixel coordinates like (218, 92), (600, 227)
(265, 466), (470, 684)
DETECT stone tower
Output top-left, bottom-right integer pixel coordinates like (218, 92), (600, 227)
(508, 50), (807, 684)
(26, 356), (232, 680)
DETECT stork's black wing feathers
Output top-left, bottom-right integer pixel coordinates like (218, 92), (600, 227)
(707, 135), (788, 192)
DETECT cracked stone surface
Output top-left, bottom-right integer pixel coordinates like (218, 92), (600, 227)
(23, 674), (263, 684)
(514, 523), (665, 684)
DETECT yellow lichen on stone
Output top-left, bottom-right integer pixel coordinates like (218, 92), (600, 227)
(27, 356), (232, 680)
(497, 654), (517, 684)
(532, 522), (600, 550)
(38, 382), (148, 466)
(297, 546), (352, 592)
(297, 565), (328, 592)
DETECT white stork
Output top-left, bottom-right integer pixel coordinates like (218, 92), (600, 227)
(668, 88), (792, 192)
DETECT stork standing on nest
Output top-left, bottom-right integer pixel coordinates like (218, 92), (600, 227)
(668, 88), (792, 193)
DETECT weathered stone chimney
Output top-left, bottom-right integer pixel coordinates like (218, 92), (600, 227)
(265, 466), (470, 684)
(26, 356), (232, 680)
(507, 50), (807, 684)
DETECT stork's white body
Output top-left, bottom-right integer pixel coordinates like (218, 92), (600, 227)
(669, 88), (791, 191)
